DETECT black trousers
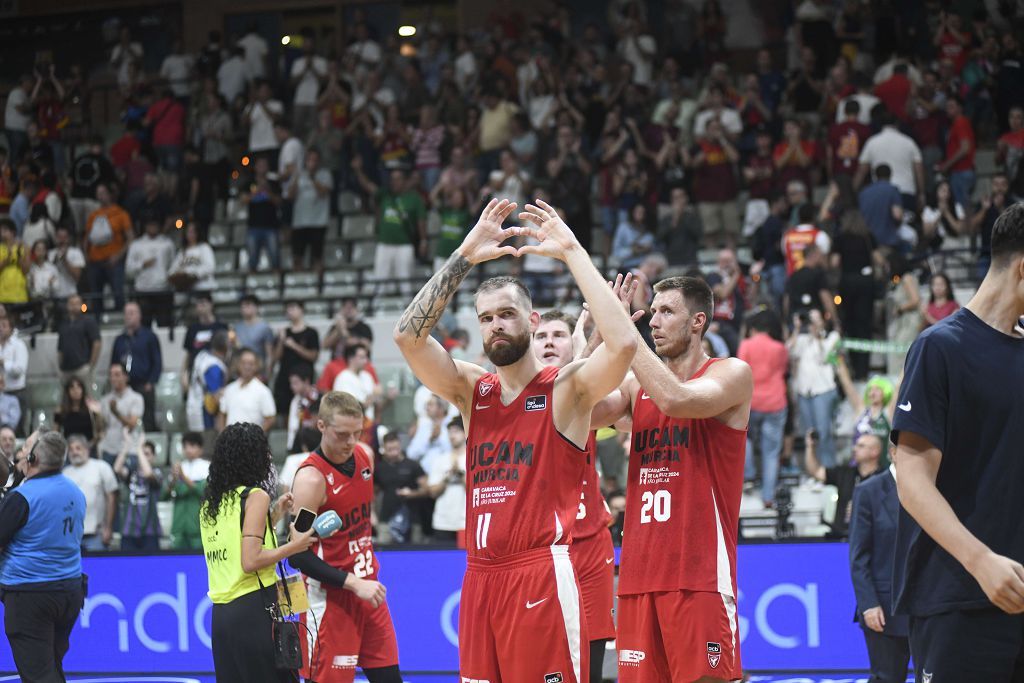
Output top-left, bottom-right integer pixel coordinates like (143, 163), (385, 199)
(839, 272), (876, 380)
(862, 627), (910, 683)
(2, 586), (84, 683)
(212, 587), (293, 683)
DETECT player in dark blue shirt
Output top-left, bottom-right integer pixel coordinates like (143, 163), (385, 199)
(892, 202), (1024, 681)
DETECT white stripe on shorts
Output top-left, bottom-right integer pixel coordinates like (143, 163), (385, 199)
(551, 544), (583, 683)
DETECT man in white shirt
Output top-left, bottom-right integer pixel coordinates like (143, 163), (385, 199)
(332, 343), (379, 421)
(49, 226), (85, 301)
(63, 435), (119, 551)
(289, 38), (327, 132)
(98, 362), (144, 463)
(159, 40), (194, 100)
(3, 74), (33, 164)
(242, 80), (283, 160)
(217, 348), (276, 432)
(238, 24), (268, 80)
(110, 27), (143, 92)
(0, 317), (28, 435)
(856, 113), (926, 209)
(406, 394), (452, 475)
(426, 416), (467, 544)
(692, 85), (743, 140)
(346, 22), (382, 79)
(125, 218), (176, 327)
(835, 75), (881, 126)
(274, 120), (304, 187)
(216, 47), (250, 106)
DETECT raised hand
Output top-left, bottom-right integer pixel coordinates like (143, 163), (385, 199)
(457, 198), (520, 265)
(516, 199), (582, 262)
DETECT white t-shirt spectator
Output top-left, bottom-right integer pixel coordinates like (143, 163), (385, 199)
(618, 33), (657, 85)
(693, 108), (743, 138)
(98, 388), (144, 456)
(333, 368), (377, 421)
(858, 126), (923, 197)
(160, 54), (194, 98)
(835, 93), (881, 126)
(0, 333), (28, 392)
(29, 260), (61, 300)
(290, 56), (328, 106)
(278, 453), (308, 491)
(790, 331), (841, 397)
(48, 246), (86, 298)
(126, 234), (176, 292)
(168, 243), (216, 291)
(278, 137), (304, 180)
(428, 451), (466, 532)
(454, 50), (477, 93)
(217, 55), (250, 105)
(291, 168), (333, 228)
(406, 415), (452, 475)
(220, 377), (276, 427)
(4, 85), (30, 132)
(111, 42), (144, 90)
(238, 32), (268, 79)
(63, 458), (119, 536)
(180, 457), (210, 483)
(245, 99), (284, 153)
(347, 40), (382, 69)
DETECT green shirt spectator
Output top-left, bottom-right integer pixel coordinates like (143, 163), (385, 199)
(166, 432), (210, 550)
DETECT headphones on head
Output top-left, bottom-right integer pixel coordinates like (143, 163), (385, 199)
(26, 441), (37, 465)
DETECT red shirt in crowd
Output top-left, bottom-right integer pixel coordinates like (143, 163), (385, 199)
(938, 31), (971, 73)
(827, 120), (871, 177)
(745, 153), (775, 199)
(772, 139), (819, 189)
(146, 97), (186, 147)
(946, 114), (976, 172)
(738, 332), (789, 413)
(692, 139), (738, 203)
(874, 74), (912, 121)
(110, 133), (141, 168)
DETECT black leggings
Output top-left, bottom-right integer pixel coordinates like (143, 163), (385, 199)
(363, 665), (403, 683)
(589, 639), (609, 683)
(212, 588), (293, 683)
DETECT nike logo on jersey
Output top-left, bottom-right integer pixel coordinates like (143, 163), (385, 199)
(525, 598), (547, 609)
(475, 403), (489, 410)
(898, 401), (912, 412)
(332, 485), (344, 494)
(605, 557), (614, 564)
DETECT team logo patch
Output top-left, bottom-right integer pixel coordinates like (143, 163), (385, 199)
(479, 382), (494, 396)
(707, 642), (721, 669)
(544, 674), (563, 683)
(525, 395), (547, 411)
(361, 467), (372, 480)
(326, 472), (335, 486)
(619, 649), (646, 665)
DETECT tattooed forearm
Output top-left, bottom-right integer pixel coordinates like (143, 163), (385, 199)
(396, 253), (472, 340)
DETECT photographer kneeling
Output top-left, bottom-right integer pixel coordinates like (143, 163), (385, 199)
(200, 423), (315, 683)
(0, 431), (86, 681)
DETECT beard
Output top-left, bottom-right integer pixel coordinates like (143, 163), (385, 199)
(484, 330), (532, 366)
(654, 330), (693, 360)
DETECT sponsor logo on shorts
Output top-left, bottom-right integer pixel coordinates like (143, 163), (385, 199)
(361, 467), (372, 480)
(525, 395), (547, 411)
(544, 674), (563, 683)
(707, 642), (721, 669)
(462, 678), (491, 683)
(331, 654), (358, 668)
(619, 649), (646, 666)
(479, 382), (494, 396)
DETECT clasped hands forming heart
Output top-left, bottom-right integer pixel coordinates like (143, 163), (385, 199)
(457, 197), (582, 265)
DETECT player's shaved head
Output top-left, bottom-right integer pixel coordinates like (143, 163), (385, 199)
(475, 276), (532, 311)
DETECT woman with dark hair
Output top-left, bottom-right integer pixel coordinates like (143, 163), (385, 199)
(54, 376), (103, 446)
(921, 179), (965, 250)
(167, 221), (216, 293)
(200, 422), (314, 683)
(922, 272), (959, 327)
(830, 210), (877, 379)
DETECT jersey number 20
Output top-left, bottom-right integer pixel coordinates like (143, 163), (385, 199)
(640, 490), (671, 524)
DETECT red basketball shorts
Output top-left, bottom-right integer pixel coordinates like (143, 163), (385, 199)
(459, 545), (589, 683)
(616, 589), (741, 682)
(300, 579), (400, 683)
(570, 530), (616, 641)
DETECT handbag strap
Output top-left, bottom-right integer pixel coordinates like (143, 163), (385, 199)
(239, 487), (295, 615)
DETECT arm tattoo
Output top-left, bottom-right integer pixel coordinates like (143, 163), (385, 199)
(397, 253), (472, 339)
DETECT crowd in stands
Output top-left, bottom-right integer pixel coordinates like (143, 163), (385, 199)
(2, 0), (1022, 550)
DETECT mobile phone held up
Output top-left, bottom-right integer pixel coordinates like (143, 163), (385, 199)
(293, 507), (317, 533)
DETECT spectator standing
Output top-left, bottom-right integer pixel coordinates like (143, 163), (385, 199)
(232, 294), (275, 371)
(272, 300), (319, 416)
(858, 164), (906, 251)
(429, 186), (471, 272)
(48, 225), (85, 307)
(54, 377), (102, 448)
(922, 273), (960, 328)
(0, 220), (29, 307)
(3, 74), (34, 165)
(785, 244), (840, 324)
(113, 432), (164, 552)
(238, 23), (268, 80)
(167, 222), (216, 294)
(706, 248), (747, 354)
(836, 361), (896, 448)
(857, 115), (925, 211)
(546, 125), (594, 252)
(182, 293), (228, 389)
(831, 211), (877, 379)
(216, 47), (250, 107)
(477, 89), (519, 175)
(125, 219), (176, 327)
(352, 162), (426, 295)
(885, 255), (922, 376)
(288, 149), (333, 272)
(68, 136), (115, 233)
(57, 294), (100, 387)
(97, 362), (143, 464)
(874, 63), (913, 121)
(63, 434), (118, 551)
(84, 183), (132, 316)
(289, 38), (327, 133)
(738, 313), (789, 507)
(144, 90), (186, 193)
(110, 302), (162, 433)
(285, 368), (320, 453)
(848, 447), (911, 682)
(921, 180), (965, 251)
(242, 157), (282, 272)
(773, 119), (819, 191)
(782, 203), (832, 276)
(407, 394), (452, 475)
(410, 104), (445, 190)
(741, 129), (776, 235)
(612, 203), (656, 270)
(436, 146), (479, 204)
(166, 432), (209, 551)
(0, 431), (86, 681)
(274, 120), (304, 190)
(217, 348), (275, 432)
(332, 343), (381, 423)
(938, 96), (977, 210)
(185, 331), (228, 433)
(0, 376), (20, 432)
(243, 81), (284, 163)
(806, 432), (884, 538)
(374, 431), (428, 544)
(690, 117), (740, 247)
(828, 100), (871, 204)
(8, 181), (33, 236)
(969, 173), (1015, 278)
(997, 106), (1024, 191)
(0, 316), (27, 435)
(426, 416), (467, 546)
(195, 95), (233, 226)
(110, 27), (143, 93)
(789, 309), (841, 468)
(657, 186), (703, 267)
(159, 39), (193, 101)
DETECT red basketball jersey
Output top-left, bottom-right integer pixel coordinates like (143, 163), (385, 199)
(618, 358), (747, 597)
(297, 444), (378, 580)
(466, 366), (587, 560)
(573, 433), (613, 540)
